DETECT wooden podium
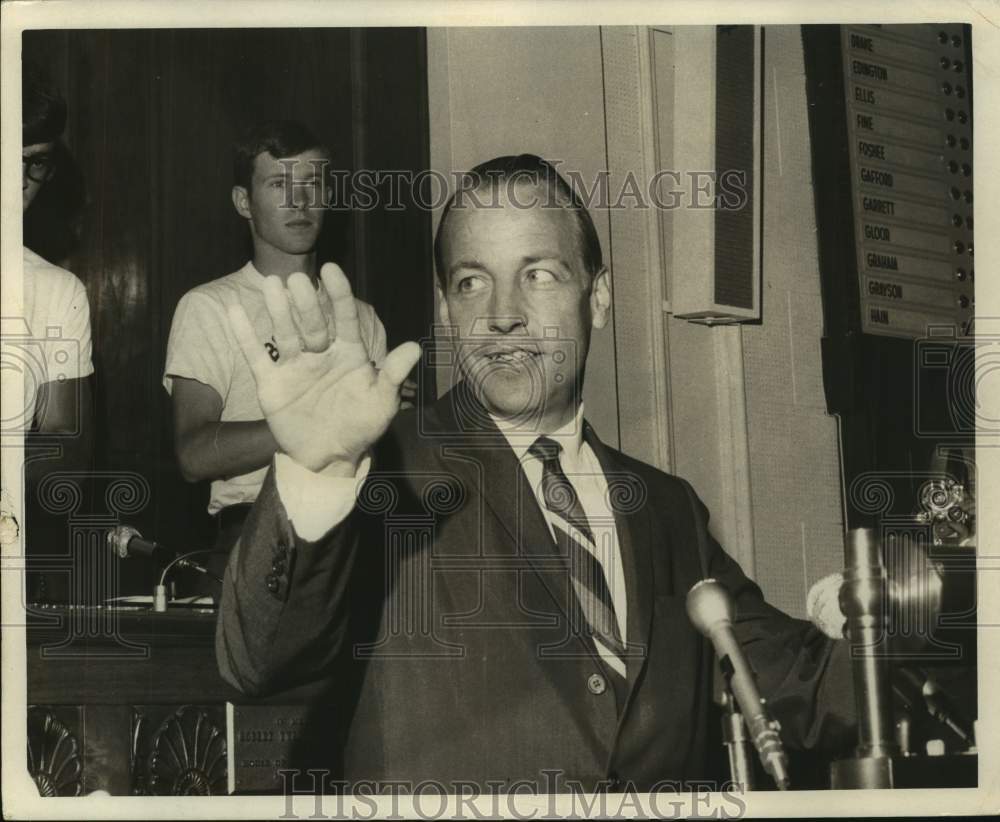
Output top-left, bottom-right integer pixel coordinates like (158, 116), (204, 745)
(25, 604), (331, 796)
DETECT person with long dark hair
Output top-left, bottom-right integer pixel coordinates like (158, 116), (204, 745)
(19, 62), (95, 604)
(20, 62), (94, 480)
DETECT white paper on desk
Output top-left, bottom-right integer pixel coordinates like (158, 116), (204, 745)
(104, 595), (215, 606)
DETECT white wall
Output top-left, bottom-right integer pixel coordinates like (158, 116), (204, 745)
(662, 27), (845, 615)
(740, 26), (845, 614)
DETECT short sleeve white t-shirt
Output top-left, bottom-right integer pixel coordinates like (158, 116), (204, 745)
(162, 262), (388, 514)
(12, 248), (95, 429)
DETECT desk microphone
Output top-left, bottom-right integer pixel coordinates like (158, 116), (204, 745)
(686, 578), (791, 790)
(107, 525), (175, 565)
(108, 526), (222, 612)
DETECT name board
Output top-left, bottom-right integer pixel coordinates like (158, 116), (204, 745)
(230, 704), (314, 793)
(842, 24), (973, 338)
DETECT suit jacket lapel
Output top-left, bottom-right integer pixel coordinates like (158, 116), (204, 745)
(432, 385), (659, 680)
(432, 384), (578, 627)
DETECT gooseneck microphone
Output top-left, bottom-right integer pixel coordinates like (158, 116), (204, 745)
(107, 525), (175, 565)
(108, 525), (224, 612)
(686, 578), (791, 790)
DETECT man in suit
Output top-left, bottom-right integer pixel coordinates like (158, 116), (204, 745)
(217, 155), (855, 792)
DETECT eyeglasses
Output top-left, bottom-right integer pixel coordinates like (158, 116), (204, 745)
(23, 154), (56, 184)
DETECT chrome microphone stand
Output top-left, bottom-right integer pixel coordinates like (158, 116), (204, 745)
(720, 687), (755, 791)
(830, 527), (898, 788)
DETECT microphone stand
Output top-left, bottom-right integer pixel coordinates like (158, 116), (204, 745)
(720, 686), (756, 791)
(830, 527), (899, 788)
(107, 526), (228, 612)
(687, 579), (791, 789)
(154, 550), (225, 613)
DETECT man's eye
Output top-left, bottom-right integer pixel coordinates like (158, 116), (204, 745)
(527, 269), (557, 283)
(456, 277), (486, 294)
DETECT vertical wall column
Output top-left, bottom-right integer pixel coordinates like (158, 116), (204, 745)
(655, 26), (759, 577)
(600, 27), (672, 472)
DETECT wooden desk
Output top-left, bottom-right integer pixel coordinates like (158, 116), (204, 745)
(26, 604), (329, 796)
(26, 607), (979, 795)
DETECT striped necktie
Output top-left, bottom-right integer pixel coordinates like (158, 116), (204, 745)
(528, 436), (627, 676)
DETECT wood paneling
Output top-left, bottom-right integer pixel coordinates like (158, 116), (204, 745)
(22, 29), (432, 596)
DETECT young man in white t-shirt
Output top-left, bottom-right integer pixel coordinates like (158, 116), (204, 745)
(163, 121), (388, 566)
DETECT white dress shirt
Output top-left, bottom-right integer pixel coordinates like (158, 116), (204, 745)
(491, 407), (628, 677)
(275, 404), (628, 677)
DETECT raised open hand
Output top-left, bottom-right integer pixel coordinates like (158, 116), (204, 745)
(227, 262), (422, 475)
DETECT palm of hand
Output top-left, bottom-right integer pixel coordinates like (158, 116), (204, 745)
(257, 337), (395, 472)
(227, 264), (422, 475)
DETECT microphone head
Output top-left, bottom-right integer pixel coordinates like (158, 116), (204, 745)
(107, 524), (140, 559)
(686, 578), (734, 636)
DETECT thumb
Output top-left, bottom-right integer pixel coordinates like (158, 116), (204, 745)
(380, 341), (422, 389)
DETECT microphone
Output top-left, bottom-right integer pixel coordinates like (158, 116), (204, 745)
(107, 525), (175, 566)
(893, 665), (973, 745)
(108, 526), (223, 612)
(686, 578), (791, 790)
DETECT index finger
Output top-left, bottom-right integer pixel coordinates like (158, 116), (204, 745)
(226, 303), (274, 380)
(262, 275), (302, 360)
(320, 262), (361, 345)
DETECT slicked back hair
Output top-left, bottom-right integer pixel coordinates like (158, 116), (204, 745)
(433, 154), (603, 289)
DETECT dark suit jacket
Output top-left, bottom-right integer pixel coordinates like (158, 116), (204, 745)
(216, 381), (855, 791)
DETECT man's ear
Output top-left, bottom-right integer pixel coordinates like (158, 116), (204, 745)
(590, 267), (612, 329)
(231, 185), (252, 219)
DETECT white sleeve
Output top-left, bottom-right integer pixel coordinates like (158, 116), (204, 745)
(46, 273), (93, 381)
(274, 452), (372, 541)
(163, 290), (234, 397)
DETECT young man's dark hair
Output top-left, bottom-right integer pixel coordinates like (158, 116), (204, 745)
(22, 60), (67, 145)
(232, 119), (326, 192)
(433, 153), (604, 289)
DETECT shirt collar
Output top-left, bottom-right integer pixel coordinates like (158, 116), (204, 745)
(245, 261), (265, 282)
(490, 404), (586, 468)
